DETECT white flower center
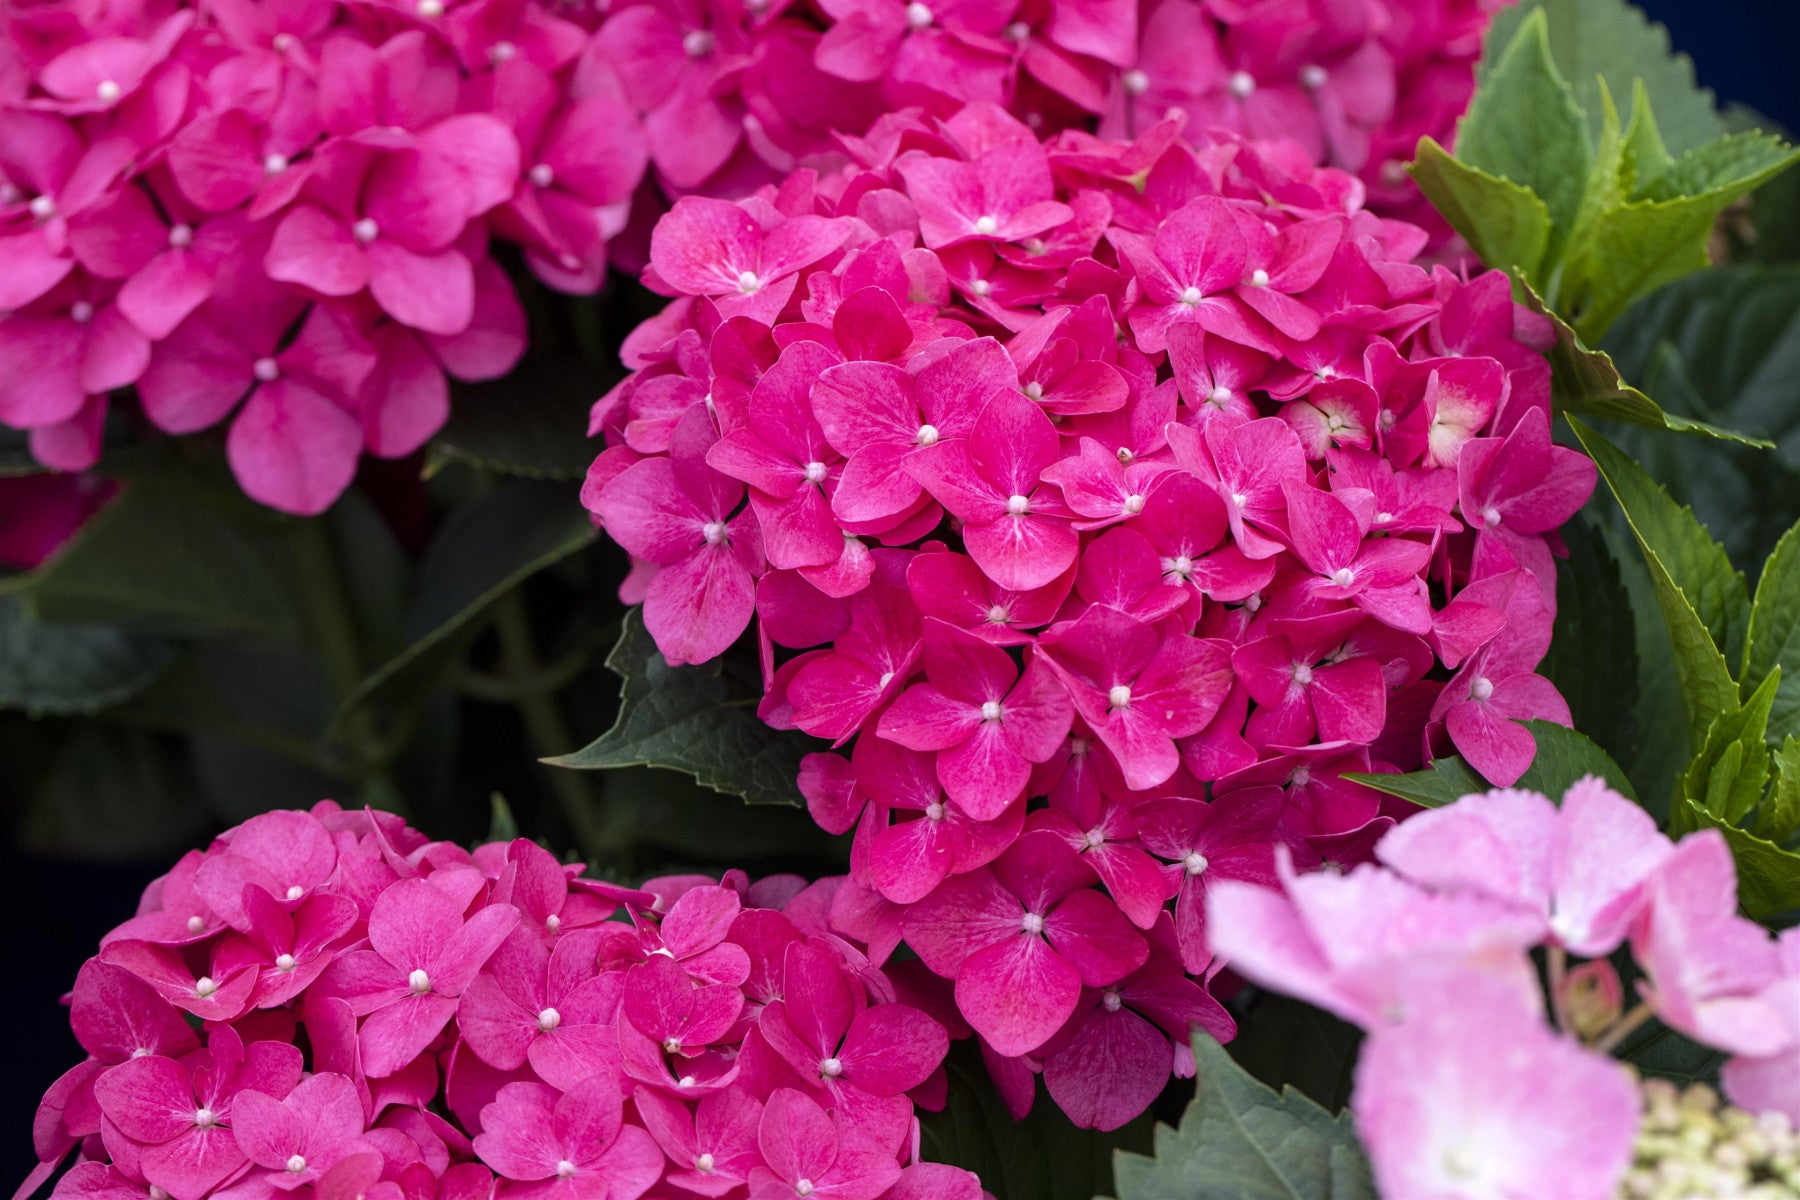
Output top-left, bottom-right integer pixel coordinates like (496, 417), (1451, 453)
(981, 700), (1003, 722)
(1006, 493), (1030, 516)
(1102, 989), (1123, 1012)
(1184, 852), (1209, 876)
(285, 1156), (307, 1173)
(1023, 381), (1044, 401)
(1108, 684), (1132, 709)
(973, 214), (999, 236)
(878, 670), (895, 689)
(1180, 286), (1203, 307)
(29, 195), (56, 219)
(820, 1056), (843, 1077)
(186, 915), (206, 934)
(538, 1007), (561, 1032)
(529, 163), (555, 188)
(1299, 64), (1328, 89)
(1228, 70), (1256, 98)
(1480, 505), (1501, 527)
(1331, 567), (1355, 587)
(1248, 269), (1270, 288)
(168, 224), (193, 248)
(678, 1075), (696, 1088)
(696, 1153), (716, 1172)
(701, 521), (726, 545)
(904, 1), (932, 26)
(925, 801), (946, 821)
(1292, 662), (1313, 686)
(96, 79), (121, 103)
(682, 29), (715, 56)
(409, 969), (431, 994)
(1083, 827), (1105, 850)
(1070, 737), (1089, 756)
(285, 884), (304, 900)
(352, 218), (379, 243)
(555, 1161), (577, 1180)
(194, 1107), (217, 1129)
(263, 153), (289, 175)
(416, 0), (444, 16)
(1006, 20), (1030, 40)
(70, 301), (94, 324)
(970, 278), (993, 297)
(1208, 385), (1232, 407)
(545, 913), (561, 931)
(1122, 69), (1149, 95)
(275, 953), (297, 972)
(803, 460), (828, 484)
(1123, 493), (1145, 514)
(796, 1182), (815, 1198)
(985, 604), (1009, 624)
(1290, 765), (1313, 787)
(1470, 676), (1495, 703)
(1020, 912), (1045, 935)
(1376, 511), (1394, 524)
(488, 40), (517, 62)
(194, 976), (218, 998)
(1443, 1146), (1478, 1180)
(916, 423), (940, 446)
(735, 269), (761, 294)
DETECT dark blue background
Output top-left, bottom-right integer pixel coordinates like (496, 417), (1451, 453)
(1, 0), (1792, 1188)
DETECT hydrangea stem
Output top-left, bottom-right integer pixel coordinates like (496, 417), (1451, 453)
(491, 588), (610, 859)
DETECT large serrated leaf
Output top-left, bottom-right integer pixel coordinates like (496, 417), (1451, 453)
(1349, 721), (1638, 810)
(1110, 1035), (1374, 1200)
(329, 480), (597, 736)
(12, 478), (304, 641)
(1570, 419), (1745, 745)
(1746, 522), (1800, 739)
(1226, 994), (1363, 1117)
(1540, 513), (1639, 771)
(1484, 0), (1725, 157)
(551, 607), (824, 807)
(1678, 669), (1779, 830)
(1518, 284), (1768, 447)
(919, 1044), (1150, 1200)
(1454, 8), (1591, 251)
(1407, 139), (1552, 284)
(428, 356), (609, 481)
(1679, 798), (1800, 920)
(1639, 131), (1800, 203)
(0, 593), (172, 717)
(1755, 737), (1800, 845)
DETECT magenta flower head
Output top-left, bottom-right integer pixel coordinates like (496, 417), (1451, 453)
(24, 805), (966, 1200)
(585, 89), (1584, 1130)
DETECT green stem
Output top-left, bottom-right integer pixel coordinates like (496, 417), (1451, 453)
(1593, 1001), (1656, 1055)
(492, 589), (610, 858)
(291, 518), (403, 812)
(1547, 945), (1572, 1035)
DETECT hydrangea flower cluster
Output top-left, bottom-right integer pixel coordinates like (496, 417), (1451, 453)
(1209, 777), (1800, 1199)
(0, 0), (1506, 517)
(0, 0), (640, 514)
(1626, 1081), (1800, 1200)
(20, 804), (976, 1200)
(585, 99), (1593, 1128)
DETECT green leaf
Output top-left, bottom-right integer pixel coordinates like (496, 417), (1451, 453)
(487, 793), (521, 844)
(1485, 0), (1725, 157)
(1745, 522), (1800, 738)
(1616, 1022), (1725, 1089)
(1454, 9), (1592, 251)
(1540, 513), (1640, 771)
(1639, 131), (1800, 203)
(1226, 995), (1363, 1117)
(1407, 139), (1552, 284)
(1350, 722), (1639, 809)
(428, 356), (609, 481)
(330, 480), (596, 736)
(0, 593), (172, 717)
(1110, 1034), (1374, 1200)
(1621, 80), (1675, 194)
(1678, 798), (1800, 919)
(16, 724), (212, 862)
(13, 478), (305, 641)
(1754, 736), (1800, 845)
(1519, 284), (1768, 446)
(551, 607), (824, 807)
(1678, 668), (1779, 830)
(1569, 418), (1745, 745)
(1568, 147), (1800, 341)
(920, 1044), (1150, 1200)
